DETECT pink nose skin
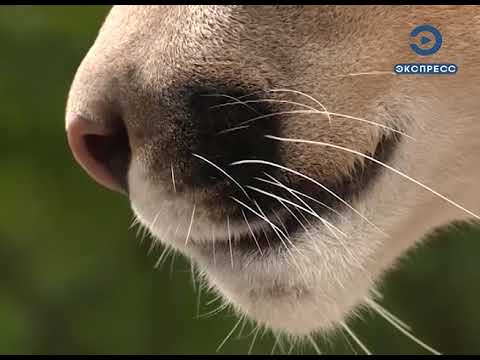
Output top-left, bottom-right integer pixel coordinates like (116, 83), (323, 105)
(66, 114), (126, 194)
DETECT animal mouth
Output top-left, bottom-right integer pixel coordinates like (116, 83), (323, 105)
(193, 132), (401, 257)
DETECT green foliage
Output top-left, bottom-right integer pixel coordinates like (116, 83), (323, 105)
(0, 5), (479, 354)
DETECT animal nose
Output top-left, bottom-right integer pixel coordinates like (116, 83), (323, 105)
(66, 111), (131, 194)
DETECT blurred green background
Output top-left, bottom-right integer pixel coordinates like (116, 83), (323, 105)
(0, 5), (479, 355)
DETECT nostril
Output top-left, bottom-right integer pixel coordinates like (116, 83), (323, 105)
(66, 114), (131, 194)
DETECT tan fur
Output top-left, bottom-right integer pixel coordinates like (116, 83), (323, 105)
(66, 5), (480, 340)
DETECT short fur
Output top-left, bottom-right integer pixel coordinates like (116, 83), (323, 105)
(66, 5), (480, 338)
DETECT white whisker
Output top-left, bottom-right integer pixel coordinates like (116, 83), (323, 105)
(226, 97), (412, 139)
(230, 196), (289, 241)
(170, 163), (176, 193)
(230, 159), (385, 234)
(239, 107), (412, 140)
(307, 334), (322, 355)
(216, 316), (244, 352)
(227, 216), (234, 269)
(341, 321), (372, 355)
(204, 93), (262, 115)
(368, 298), (412, 331)
(215, 125), (250, 136)
(253, 176), (347, 238)
(248, 326), (261, 354)
(129, 214), (140, 230)
(240, 109), (318, 126)
(196, 300), (229, 319)
(154, 245), (173, 269)
(267, 135), (480, 221)
(190, 261), (197, 293)
(252, 199), (304, 262)
(268, 87), (333, 124)
(184, 204), (196, 246)
(205, 295), (222, 307)
(270, 180), (345, 219)
(241, 209), (264, 256)
(246, 185), (326, 224)
(193, 153), (251, 200)
(366, 299), (441, 355)
(235, 316), (249, 340)
(214, 98), (319, 113)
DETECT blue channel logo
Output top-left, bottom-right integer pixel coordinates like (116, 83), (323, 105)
(410, 24), (443, 56)
(394, 24), (458, 75)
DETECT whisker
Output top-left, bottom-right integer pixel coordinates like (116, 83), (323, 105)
(171, 163), (176, 193)
(227, 216), (234, 269)
(253, 176), (347, 238)
(270, 334), (286, 355)
(190, 261), (197, 293)
(287, 341), (295, 355)
(237, 107), (412, 140)
(246, 185), (325, 224)
(268, 88), (330, 115)
(205, 294), (222, 307)
(252, 199), (304, 261)
(247, 184), (348, 242)
(340, 321), (372, 355)
(230, 196), (289, 241)
(216, 316), (244, 352)
(148, 224), (170, 256)
(267, 135), (480, 221)
(248, 326), (261, 354)
(366, 299), (441, 355)
(267, 88), (333, 125)
(272, 208), (290, 235)
(212, 98), (318, 113)
(129, 214), (140, 230)
(219, 94), (412, 139)
(230, 159), (385, 235)
(239, 109), (318, 126)
(196, 300), (229, 319)
(154, 245), (173, 269)
(270, 335), (280, 355)
(258, 174), (347, 244)
(251, 200), (310, 282)
(253, 178), (370, 272)
(135, 222), (145, 240)
(340, 326), (358, 355)
(203, 93), (262, 115)
(235, 316), (249, 340)
(193, 153), (251, 200)
(215, 125), (250, 136)
(184, 204), (196, 246)
(150, 207), (163, 230)
(307, 334), (322, 355)
(274, 333), (287, 354)
(260, 175), (345, 220)
(327, 111), (414, 140)
(241, 209), (264, 256)
(368, 298), (412, 331)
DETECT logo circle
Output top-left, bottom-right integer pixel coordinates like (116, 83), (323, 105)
(410, 24), (442, 56)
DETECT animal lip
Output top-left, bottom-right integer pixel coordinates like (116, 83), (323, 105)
(192, 132), (400, 258)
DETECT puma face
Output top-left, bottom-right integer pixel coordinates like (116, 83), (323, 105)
(66, 5), (480, 339)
